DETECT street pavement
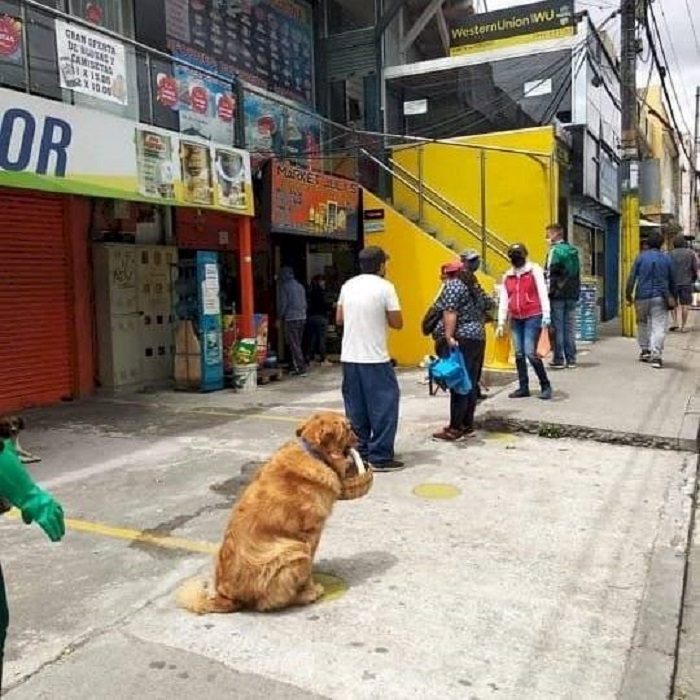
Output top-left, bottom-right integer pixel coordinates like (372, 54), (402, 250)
(1, 315), (698, 700)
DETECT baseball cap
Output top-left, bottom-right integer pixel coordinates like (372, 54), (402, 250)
(460, 249), (480, 262)
(442, 260), (464, 274)
(507, 243), (528, 257)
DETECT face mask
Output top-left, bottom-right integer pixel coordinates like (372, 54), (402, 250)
(468, 259), (480, 272)
(509, 253), (526, 268)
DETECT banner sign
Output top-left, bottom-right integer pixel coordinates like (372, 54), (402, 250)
(165, 0), (314, 106)
(269, 161), (359, 240)
(0, 14), (23, 65)
(55, 19), (128, 104)
(449, 0), (575, 56)
(0, 88), (254, 216)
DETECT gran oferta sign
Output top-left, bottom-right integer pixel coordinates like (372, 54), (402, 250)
(449, 0), (576, 56)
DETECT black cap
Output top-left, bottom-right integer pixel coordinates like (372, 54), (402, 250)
(507, 243), (528, 257)
(359, 246), (389, 265)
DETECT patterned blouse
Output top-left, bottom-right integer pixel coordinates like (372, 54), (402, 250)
(433, 278), (492, 341)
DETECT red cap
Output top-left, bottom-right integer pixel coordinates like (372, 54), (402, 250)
(442, 261), (464, 274)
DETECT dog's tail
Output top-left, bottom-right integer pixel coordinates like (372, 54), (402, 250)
(175, 578), (240, 615)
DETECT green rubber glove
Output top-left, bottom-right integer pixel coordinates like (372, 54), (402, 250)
(0, 440), (65, 542)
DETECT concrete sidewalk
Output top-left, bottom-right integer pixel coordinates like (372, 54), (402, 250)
(477, 314), (700, 452)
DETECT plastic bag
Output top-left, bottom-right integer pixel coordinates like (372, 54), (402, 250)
(429, 348), (472, 395)
(536, 329), (552, 359)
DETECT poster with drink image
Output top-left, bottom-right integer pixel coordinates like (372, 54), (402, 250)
(180, 140), (213, 205)
(213, 147), (251, 210)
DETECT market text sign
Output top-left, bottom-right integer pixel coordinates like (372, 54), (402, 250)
(0, 88), (254, 217)
(449, 0), (575, 56)
(270, 162), (359, 240)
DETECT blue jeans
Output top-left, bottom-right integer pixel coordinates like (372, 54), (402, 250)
(510, 315), (550, 391)
(551, 299), (577, 365)
(342, 362), (400, 465)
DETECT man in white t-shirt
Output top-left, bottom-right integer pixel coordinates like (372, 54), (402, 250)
(336, 246), (404, 471)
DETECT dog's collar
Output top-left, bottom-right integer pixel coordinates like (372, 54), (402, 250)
(299, 439), (333, 468)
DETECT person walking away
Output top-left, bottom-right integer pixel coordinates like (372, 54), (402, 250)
(336, 247), (404, 471)
(497, 243), (553, 400)
(459, 249), (493, 399)
(278, 267), (308, 376)
(432, 260), (491, 441)
(544, 223), (581, 369)
(625, 230), (676, 369)
(667, 234), (698, 332)
(306, 275), (332, 365)
(0, 439), (65, 692)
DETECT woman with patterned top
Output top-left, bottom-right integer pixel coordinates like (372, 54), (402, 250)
(432, 260), (493, 441)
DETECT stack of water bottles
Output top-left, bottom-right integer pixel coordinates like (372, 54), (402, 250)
(576, 276), (599, 342)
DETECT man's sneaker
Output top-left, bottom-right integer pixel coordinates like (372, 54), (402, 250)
(372, 460), (406, 472)
(639, 351), (651, 363)
(539, 386), (553, 400)
(549, 361), (567, 370)
(566, 362), (578, 369)
(508, 388), (530, 399)
(651, 358), (663, 369)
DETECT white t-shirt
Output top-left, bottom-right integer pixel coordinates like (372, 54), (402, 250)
(337, 274), (401, 363)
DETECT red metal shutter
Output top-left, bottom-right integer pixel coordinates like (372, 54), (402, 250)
(0, 188), (74, 412)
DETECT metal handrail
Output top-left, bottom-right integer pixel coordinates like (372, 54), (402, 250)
(387, 156), (511, 257)
(360, 148), (510, 264)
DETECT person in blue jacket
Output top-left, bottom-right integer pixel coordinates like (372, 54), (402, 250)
(625, 230), (677, 369)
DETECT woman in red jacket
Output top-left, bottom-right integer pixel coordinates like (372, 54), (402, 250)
(496, 243), (552, 400)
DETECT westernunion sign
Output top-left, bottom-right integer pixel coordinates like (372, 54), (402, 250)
(449, 0), (576, 56)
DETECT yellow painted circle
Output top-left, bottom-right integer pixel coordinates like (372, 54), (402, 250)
(412, 483), (462, 500)
(313, 572), (348, 603)
(484, 432), (518, 443)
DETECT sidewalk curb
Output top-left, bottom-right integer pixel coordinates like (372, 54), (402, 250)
(474, 412), (700, 454)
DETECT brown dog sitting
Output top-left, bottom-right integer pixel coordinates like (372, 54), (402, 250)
(177, 412), (357, 614)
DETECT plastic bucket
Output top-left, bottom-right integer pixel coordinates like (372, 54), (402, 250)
(232, 364), (257, 393)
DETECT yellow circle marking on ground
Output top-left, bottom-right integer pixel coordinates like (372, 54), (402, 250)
(484, 432), (519, 443)
(412, 483), (462, 500)
(314, 572), (348, 603)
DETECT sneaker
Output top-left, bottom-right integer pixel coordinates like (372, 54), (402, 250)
(549, 361), (567, 370)
(651, 358), (663, 369)
(539, 386), (553, 400)
(508, 388), (531, 399)
(372, 460), (406, 472)
(639, 351), (651, 363)
(432, 428), (464, 442)
(566, 362), (578, 369)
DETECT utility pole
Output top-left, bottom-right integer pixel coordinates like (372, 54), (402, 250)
(693, 86), (699, 238)
(619, 0), (640, 338)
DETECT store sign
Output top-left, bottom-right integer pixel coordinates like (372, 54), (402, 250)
(403, 99), (428, 116)
(55, 19), (128, 105)
(363, 208), (385, 233)
(165, 0), (314, 106)
(449, 0), (576, 56)
(0, 88), (254, 216)
(269, 161), (359, 241)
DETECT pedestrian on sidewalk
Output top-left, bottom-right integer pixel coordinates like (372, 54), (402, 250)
(336, 246), (404, 471)
(431, 259), (492, 441)
(278, 267), (308, 376)
(544, 223), (581, 369)
(625, 230), (676, 369)
(497, 243), (553, 400)
(0, 439), (65, 693)
(667, 234), (698, 333)
(305, 275), (332, 366)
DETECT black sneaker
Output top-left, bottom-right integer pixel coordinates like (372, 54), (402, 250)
(508, 388), (531, 399)
(639, 351), (651, 363)
(372, 460), (406, 472)
(549, 362), (566, 370)
(651, 358), (663, 369)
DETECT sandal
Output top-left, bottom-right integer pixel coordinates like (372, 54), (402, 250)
(432, 428), (464, 441)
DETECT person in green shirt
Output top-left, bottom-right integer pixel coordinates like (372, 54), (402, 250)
(0, 439), (64, 692)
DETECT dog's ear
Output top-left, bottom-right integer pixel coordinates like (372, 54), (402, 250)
(17, 417), (25, 430)
(0, 419), (12, 440)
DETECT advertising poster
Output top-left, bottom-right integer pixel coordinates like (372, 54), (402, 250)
(0, 14), (23, 65)
(269, 161), (359, 241)
(135, 129), (177, 200)
(172, 63), (236, 144)
(164, 0), (314, 106)
(243, 91), (286, 162)
(55, 19), (128, 104)
(449, 0), (575, 56)
(180, 139), (213, 205)
(0, 88), (254, 216)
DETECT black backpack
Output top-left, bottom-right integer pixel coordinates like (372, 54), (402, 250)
(421, 305), (441, 336)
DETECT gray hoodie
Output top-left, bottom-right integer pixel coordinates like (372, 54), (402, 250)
(278, 267), (307, 322)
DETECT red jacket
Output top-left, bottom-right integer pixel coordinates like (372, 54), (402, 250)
(504, 270), (542, 319)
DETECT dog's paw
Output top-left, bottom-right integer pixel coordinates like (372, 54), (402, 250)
(313, 582), (325, 599)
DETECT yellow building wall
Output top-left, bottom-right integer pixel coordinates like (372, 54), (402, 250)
(363, 190), (505, 368)
(392, 126), (558, 278)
